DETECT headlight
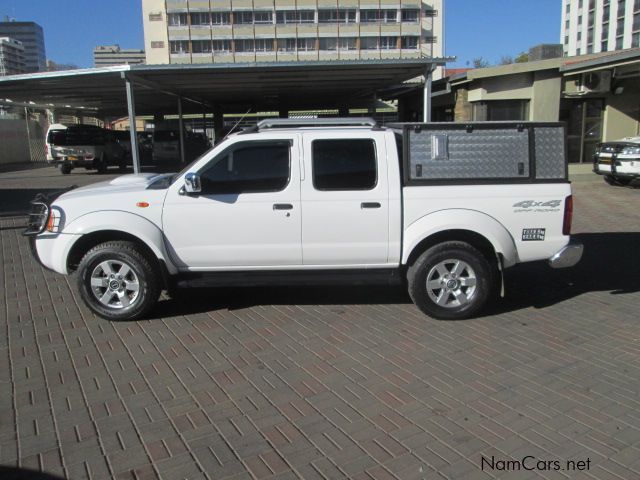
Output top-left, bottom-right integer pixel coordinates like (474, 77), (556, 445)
(46, 208), (62, 233)
(621, 146), (640, 155)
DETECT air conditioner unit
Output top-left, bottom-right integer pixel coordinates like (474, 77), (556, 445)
(578, 71), (612, 93)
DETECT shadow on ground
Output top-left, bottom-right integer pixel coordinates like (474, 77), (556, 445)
(147, 232), (640, 319)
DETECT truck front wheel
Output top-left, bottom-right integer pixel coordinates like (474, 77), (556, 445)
(407, 241), (494, 320)
(76, 241), (161, 321)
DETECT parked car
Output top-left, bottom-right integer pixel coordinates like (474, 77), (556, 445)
(25, 118), (582, 321)
(593, 136), (640, 185)
(152, 130), (210, 165)
(45, 124), (126, 174)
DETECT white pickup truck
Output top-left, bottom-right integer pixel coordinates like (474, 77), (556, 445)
(25, 118), (583, 321)
(593, 136), (640, 186)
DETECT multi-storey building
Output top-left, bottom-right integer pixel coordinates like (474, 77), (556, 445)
(0, 37), (26, 76)
(142, 0), (443, 66)
(562, 0), (640, 56)
(0, 20), (46, 72)
(94, 45), (146, 67)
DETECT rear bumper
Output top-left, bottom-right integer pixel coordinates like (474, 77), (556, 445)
(548, 242), (584, 269)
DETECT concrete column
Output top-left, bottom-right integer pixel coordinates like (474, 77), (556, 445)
(125, 77), (141, 174)
(213, 109), (224, 144)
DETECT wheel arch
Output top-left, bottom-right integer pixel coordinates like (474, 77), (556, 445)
(402, 210), (518, 268)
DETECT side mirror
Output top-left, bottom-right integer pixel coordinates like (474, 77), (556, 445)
(184, 172), (201, 194)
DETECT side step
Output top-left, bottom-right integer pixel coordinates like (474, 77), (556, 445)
(175, 268), (402, 289)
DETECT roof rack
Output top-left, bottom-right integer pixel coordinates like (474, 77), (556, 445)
(240, 117), (378, 134)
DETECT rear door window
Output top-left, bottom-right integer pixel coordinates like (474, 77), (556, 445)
(311, 139), (377, 191)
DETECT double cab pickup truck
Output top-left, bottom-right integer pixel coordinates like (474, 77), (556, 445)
(25, 118), (583, 321)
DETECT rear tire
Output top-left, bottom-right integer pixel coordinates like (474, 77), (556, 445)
(407, 241), (494, 320)
(60, 164), (72, 175)
(76, 241), (161, 321)
(95, 155), (107, 174)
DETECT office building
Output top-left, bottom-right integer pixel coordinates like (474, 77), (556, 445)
(562, 0), (640, 56)
(142, 0), (443, 66)
(0, 20), (46, 72)
(0, 37), (26, 76)
(94, 45), (146, 67)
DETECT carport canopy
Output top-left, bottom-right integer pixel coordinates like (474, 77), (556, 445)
(0, 58), (446, 117)
(0, 58), (446, 172)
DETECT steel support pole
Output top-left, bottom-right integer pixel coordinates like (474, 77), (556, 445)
(423, 66), (433, 123)
(125, 78), (141, 174)
(178, 97), (186, 165)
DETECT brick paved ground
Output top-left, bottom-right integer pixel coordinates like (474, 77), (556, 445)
(1, 166), (639, 479)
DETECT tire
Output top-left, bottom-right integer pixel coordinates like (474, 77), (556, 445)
(60, 164), (72, 175)
(604, 175), (632, 186)
(407, 241), (494, 320)
(95, 155), (107, 174)
(76, 241), (161, 321)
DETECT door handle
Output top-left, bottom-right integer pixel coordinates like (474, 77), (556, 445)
(273, 203), (293, 210)
(361, 202), (381, 209)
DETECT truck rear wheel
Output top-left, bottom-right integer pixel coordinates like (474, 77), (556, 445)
(76, 241), (161, 321)
(407, 241), (494, 320)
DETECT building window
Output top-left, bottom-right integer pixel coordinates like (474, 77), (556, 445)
(318, 9), (356, 24)
(190, 12), (210, 26)
(601, 39), (608, 50)
(276, 10), (315, 24)
(423, 36), (436, 44)
(168, 13), (188, 26)
(603, 4), (610, 19)
(312, 139), (377, 191)
(234, 39), (254, 52)
(253, 11), (273, 24)
(634, 12), (640, 30)
(211, 13), (230, 25)
(319, 38), (337, 51)
(635, 0), (640, 10)
(361, 10), (397, 23)
(633, 32), (640, 47)
(380, 36), (398, 49)
(277, 38), (297, 52)
(618, 0), (627, 17)
(616, 36), (624, 49)
(423, 9), (437, 17)
(213, 40), (232, 53)
(234, 12), (254, 25)
(401, 36), (419, 49)
(338, 37), (357, 50)
(191, 40), (212, 53)
(150, 41), (165, 48)
(361, 37), (378, 50)
(473, 101), (530, 121)
(401, 9), (419, 22)
(255, 39), (273, 52)
(169, 40), (190, 54)
(296, 38), (316, 51)
(148, 13), (162, 21)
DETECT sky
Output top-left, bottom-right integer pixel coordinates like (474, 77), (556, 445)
(0, 0), (562, 68)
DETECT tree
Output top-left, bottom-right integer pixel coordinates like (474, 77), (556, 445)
(499, 55), (514, 65)
(515, 51), (529, 63)
(472, 57), (490, 68)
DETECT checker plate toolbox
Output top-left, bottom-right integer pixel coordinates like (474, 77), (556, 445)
(389, 122), (568, 185)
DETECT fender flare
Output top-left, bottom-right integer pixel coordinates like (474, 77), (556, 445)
(402, 209), (518, 267)
(63, 210), (178, 274)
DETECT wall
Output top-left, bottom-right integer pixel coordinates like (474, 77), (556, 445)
(143, 0), (170, 65)
(530, 70), (562, 121)
(0, 119), (31, 165)
(603, 82), (640, 140)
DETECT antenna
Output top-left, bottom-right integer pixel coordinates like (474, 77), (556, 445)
(221, 108), (251, 142)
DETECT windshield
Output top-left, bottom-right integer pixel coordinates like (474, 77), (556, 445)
(48, 128), (106, 146)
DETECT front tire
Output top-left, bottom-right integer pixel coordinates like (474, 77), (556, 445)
(407, 241), (494, 320)
(60, 164), (72, 175)
(77, 241), (161, 321)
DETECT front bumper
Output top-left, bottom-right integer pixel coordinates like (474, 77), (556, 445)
(548, 242), (584, 269)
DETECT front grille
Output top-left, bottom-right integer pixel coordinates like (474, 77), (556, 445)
(23, 195), (50, 236)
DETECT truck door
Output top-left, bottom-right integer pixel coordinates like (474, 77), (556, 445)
(162, 136), (302, 269)
(300, 132), (390, 266)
